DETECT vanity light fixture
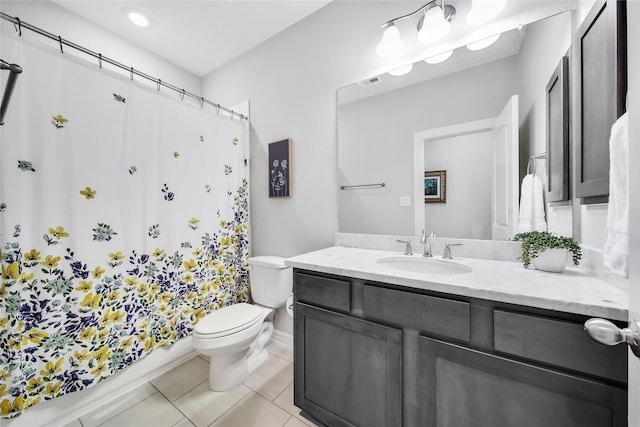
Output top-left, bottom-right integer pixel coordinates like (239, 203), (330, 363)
(467, 0), (507, 25)
(376, 23), (405, 59)
(376, 0), (456, 59)
(466, 33), (501, 51)
(388, 63), (414, 76)
(424, 49), (453, 64)
(128, 11), (150, 27)
(417, 3), (451, 44)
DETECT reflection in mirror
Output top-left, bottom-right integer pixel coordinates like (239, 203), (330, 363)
(337, 8), (574, 240)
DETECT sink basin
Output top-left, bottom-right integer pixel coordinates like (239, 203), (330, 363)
(377, 256), (472, 275)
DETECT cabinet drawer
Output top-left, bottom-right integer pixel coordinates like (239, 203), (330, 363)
(494, 310), (627, 383)
(362, 285), (470, 343)
(294, 271), (350, 313)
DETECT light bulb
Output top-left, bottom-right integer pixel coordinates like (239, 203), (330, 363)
(417, 5), (451, 44)
(128, 12), (149, 27)
(466, 34), (501, 51)
(376, 23), (405, 59)
(467, 0), (507, 25)
(424, 50), (453, 64)
(388, 64), (413, 76)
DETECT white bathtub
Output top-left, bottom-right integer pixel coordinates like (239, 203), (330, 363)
(2, 337), (198, 427)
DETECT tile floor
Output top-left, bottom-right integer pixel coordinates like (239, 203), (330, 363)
(62, 342), (318, 427)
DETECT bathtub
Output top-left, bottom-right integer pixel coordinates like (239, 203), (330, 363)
(2, 337), (198, 427)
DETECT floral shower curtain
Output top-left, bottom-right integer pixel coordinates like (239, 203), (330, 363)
(0, 37), (250, 418)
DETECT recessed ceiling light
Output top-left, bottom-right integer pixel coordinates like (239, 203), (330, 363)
(128, 12), (149, 27)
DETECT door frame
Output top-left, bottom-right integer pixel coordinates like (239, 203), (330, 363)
(626, 2), (639, 424)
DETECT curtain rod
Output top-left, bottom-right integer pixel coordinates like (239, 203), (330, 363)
(0, 60), (22, 125)
(0, 12), (247, 121)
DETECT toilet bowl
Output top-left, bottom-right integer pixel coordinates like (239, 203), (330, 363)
(192, 256), (292, 391)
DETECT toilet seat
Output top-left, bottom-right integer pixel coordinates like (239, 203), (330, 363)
(194, 303), (265, 338)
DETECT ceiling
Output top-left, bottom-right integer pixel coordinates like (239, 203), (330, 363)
(51, 0), (331, 77)
(48, 0), (571, 82)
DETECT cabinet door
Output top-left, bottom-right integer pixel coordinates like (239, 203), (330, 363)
(546, 55), (570, 203)
(574, 0), (626, 200)
(294, 303), (402, 427)
(418, 337), (627, 427)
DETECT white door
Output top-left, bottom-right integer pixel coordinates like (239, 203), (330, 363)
(585, 4), (639, 421)
(491, 95), (519, 240)
(626, 3), (639, 423)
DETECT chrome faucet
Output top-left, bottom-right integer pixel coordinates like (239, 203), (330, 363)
(443, 243), (462, 259)
(397, 239), (413, 255)
(420, 230), (435, 257)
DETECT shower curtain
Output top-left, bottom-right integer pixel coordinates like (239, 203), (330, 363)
(0, 37), (250, 418)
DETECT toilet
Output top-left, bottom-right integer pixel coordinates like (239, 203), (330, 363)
(192, 256), (293, 391)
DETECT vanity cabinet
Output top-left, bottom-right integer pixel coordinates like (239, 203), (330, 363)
(417, 337), (626, 426)
(293, 269), (628, 427)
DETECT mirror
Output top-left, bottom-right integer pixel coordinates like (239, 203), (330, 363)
(337, 7), (574, 240)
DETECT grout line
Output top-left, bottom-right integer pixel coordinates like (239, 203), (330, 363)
(94, 391), (160, 427)
(271, 380), (293, 404)
(205, 390), (256, 427)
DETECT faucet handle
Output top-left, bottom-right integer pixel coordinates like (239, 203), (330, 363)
(396, 239), (413, 255)
(443, 243), (462, 259)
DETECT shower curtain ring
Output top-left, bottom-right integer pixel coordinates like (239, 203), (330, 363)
(157, 79), (161, 91)
(200, 97), (204, 108)
(230, 110), (235, 119)
(180, 89), (185, 101)
(216, 104), (221, 114)
(98, 53), (102, 69)
(15, 18), (22, 36)
(58, 36), (64, 54)
(130, 67), (134, 80)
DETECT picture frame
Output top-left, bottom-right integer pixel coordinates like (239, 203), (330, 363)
(424, 170), (446, 203)
(268, 139), (291, 197)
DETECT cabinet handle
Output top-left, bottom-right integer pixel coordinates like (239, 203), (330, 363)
(584, 318), (640, 358)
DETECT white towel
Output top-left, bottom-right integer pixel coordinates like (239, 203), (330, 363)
(518, 174), (547, 233)
(603, 112), (629, 277)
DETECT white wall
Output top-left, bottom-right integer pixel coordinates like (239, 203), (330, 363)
(516, 11), (572, 235)
(202, 2), (409, 260)
(0, 1), (201, 95)
(424, 131), (493, 239)
(337, 56), (518, 235)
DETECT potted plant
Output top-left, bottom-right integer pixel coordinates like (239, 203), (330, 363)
(513, 231), (582, 273)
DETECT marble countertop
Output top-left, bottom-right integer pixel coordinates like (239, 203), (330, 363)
(285, 246), (628, 321)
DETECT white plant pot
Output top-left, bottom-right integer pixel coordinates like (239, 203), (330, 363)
(532, 248), (569, 273)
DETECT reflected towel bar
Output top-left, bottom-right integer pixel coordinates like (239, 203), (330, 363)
(527, 152), (546, 175)
(340, 183), (386, 190)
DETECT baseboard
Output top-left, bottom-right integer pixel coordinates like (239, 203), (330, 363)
(270, 329), (293, 349)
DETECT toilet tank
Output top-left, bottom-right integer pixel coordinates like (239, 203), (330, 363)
(247, 256), (293, 308)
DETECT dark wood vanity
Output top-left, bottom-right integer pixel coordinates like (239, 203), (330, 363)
(293, 269), (628, 427)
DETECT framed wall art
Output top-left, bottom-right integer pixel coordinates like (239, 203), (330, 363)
(268, 139), (291, 197)
(424, 170), (446, 203)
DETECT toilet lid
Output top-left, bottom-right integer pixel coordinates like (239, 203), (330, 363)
(194, 303), (265, 337)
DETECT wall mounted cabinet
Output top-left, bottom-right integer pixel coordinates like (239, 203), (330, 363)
(546, 55), (570, 203)
(574, 0), (627, 201)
